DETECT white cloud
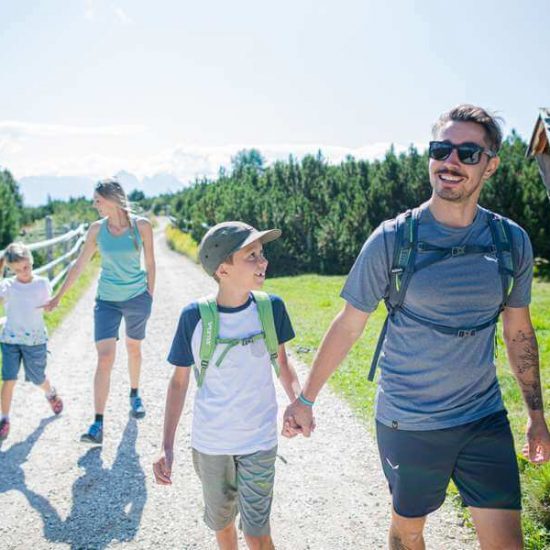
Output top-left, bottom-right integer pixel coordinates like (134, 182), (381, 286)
(144, 141), (424, 183)
(0, 121), (146, 139)
(84, 0), (95, 20)
(113, 6), (133, 25)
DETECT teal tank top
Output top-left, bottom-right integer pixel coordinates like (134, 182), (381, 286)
(96, 217), (148, 302)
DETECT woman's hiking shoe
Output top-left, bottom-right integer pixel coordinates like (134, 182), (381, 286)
(46, 391), (64, 415)
(80, 421), (103, 445)
(0, 418), (10, 441)
(130, 395), (146, 419)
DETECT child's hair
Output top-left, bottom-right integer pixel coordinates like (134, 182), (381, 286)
(4, 242), (33, 266)
(95, 178), (139, 250)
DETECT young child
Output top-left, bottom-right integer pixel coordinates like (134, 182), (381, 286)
(153, 221), (301, 549)
(0, 243), (63, 441)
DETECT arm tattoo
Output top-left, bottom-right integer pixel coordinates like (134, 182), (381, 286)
(510, 330), (544, 411)
(511, 330), (539, 374)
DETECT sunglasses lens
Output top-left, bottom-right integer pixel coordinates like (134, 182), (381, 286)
(457, 145), (482, 165)
(429, 142), (452, 161)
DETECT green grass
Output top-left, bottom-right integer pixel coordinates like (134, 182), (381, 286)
(265, 274), (550, 549)
(165, 225), (199, 262)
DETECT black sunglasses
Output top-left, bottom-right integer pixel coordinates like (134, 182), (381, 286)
(429, 141), (496, 165)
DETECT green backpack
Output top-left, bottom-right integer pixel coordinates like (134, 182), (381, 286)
(368, 207), (516, 382)
(195, 291), (280, 387)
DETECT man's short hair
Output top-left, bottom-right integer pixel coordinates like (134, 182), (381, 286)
(432, 104), (504, 153)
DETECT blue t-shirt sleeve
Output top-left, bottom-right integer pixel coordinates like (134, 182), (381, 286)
(507, 223), (534, 308)
(167, 302), (201, 367)
(269, 295), (295, 344)
(340, 222), (392, 312)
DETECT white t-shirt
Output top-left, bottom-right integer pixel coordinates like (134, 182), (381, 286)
(168, 294), (295, 455)
(0, 276), (51, 346)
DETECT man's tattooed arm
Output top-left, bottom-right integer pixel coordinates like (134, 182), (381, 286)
(505, 329), (544, 412)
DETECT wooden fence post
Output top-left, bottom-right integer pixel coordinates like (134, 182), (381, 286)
(45, 216), (54, 279)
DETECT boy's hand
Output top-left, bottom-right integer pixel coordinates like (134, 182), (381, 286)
(41, 295), (61, 312)
(153, 449), (174, 485)
(283, 400), (315, 437)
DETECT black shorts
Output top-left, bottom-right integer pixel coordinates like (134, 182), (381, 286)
(376, 410), (521, 518)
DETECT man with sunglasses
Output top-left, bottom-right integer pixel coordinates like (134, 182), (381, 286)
(284, 104), (550, 549)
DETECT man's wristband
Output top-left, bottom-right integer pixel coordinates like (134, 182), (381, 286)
(298, 392), (315, 407)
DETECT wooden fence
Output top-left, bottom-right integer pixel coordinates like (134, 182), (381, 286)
(0, 218), (87, 327)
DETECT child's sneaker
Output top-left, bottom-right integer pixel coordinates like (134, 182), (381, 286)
(0, 418), (10, 441)
(80, 421), (103, 445)
(46, 391), (64, 415)
(130, 395), (146, 419)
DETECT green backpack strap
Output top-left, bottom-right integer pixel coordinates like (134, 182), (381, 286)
(368, 209), (419, 382)
(197, 296), (220, 387)
(487, 214), (515, 307)
(252, 291), (280, 377)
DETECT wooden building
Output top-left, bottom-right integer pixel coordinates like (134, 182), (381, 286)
(526, 107), (550, 198)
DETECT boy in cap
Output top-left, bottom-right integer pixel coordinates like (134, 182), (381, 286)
(153, 221), (301, 549)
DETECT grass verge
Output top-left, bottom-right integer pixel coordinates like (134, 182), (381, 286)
(165, 225), (199, 263)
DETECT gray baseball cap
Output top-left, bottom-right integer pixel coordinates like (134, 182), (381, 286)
(198, 221), (281, 276)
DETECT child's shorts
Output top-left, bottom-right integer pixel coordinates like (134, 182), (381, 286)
(1, 342), (48, 385)
(192, 446), (277, 537)
(94, 290), (152, 342)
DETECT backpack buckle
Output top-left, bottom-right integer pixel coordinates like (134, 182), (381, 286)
(451, 246), (465, 257)
(201, 360), (209, 367)
(241, 336), (255, 346)
(457, 329), (476, 338)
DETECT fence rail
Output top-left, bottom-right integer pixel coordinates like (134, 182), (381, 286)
(0, 219), (87, 327)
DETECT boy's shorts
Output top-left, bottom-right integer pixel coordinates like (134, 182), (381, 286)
(192, 446), (277, 537)
(94, 290), (152, 342)
(376, 410), (521, 518)
(1, 342), (48, 385)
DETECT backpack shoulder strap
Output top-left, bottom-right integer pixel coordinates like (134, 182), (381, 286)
(197, 296), (219, 387)
(487, 213), (515, 306)
(368, 209), (419, 382)
(252, 291), (280, 377)
(387, 208), (420, 311)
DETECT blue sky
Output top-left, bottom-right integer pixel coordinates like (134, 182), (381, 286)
(1, 0), (549, 189)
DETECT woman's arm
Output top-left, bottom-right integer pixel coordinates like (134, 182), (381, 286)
(42, 222), (99, 311)
(138, 219), (156, 296)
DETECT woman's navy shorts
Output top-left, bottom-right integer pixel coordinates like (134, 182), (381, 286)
(376, 410), (521, 518)
(94, 290), (152, 342)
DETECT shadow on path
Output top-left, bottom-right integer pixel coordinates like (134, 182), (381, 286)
(44, 417), (147, 549)
(0, 416), (59, 531)
(2, 417), (147, 549)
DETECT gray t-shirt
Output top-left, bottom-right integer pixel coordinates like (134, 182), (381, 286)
(341, 204), (533, 430)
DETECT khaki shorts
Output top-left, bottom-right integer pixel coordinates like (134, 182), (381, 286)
(192, 446), (277, 537)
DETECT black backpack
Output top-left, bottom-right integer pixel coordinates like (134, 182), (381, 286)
(368, 207), (516, 381)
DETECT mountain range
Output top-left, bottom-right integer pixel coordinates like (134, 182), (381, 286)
(18, 171), (187, 206)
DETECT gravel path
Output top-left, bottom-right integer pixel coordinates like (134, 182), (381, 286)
(0, 223), (478, 549)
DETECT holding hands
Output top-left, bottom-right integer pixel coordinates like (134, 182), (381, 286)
(282, 396), (316, 438)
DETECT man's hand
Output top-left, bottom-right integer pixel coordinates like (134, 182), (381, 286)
(153, 448), (174, 485)
(523, 417), (550, 464)
(283, 399), (315, 438)
(41, 295), (61, 312)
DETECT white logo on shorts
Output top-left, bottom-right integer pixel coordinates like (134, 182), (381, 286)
(484, 255), (498, 263)
(386, 457), (399, 470)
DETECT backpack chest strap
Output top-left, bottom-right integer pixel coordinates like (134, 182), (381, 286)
(214, 333), (265, 367)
